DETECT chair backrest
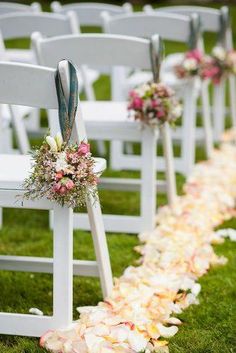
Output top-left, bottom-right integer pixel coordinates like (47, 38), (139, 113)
(145, 5), (232, 49)
(0, 2), (41, 15)
(0, 61), (85, 142)
(51, 1), (132, 27)
(102, 12), (201, 48)
(33, 33), (161, 74)
(0, 12), (79, 40)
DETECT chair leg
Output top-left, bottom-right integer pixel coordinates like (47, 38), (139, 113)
(53, 205), (73, 327)
(110, 140), (123, 170)
(201, 81), (214, 158)
(161, 122), (177, 206)
(181, 83), (197, 176)
(0, 207), (2, 229)
(86, 193), (113, 299)
(96, 141), (107, 157)
(213, 81), (225, 142)
(25, 108), (41, 132)
(140, 128), (157, 232)
(10, 105), (30, 154)
(229, 74), (236, 129)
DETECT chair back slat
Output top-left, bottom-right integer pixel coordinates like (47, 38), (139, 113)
(51, 1), (132, 26)
(148, 6), (221, 32)
(35, 34), (152, 70)
(0, 2), (41, 15)
(103, 12), (193, 43)
(0, 62), (58, 109)
(0, 12), (78, 40)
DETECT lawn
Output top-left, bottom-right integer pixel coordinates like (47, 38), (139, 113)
(0, 2), (236, 353)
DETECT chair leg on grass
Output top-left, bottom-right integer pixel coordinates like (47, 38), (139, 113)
(213, 81), (225, 142)
(161, 122), (177, 206)
(140, 128), (157, 232)
(86, 192), (113, 299)
(0, 208), (2, 229)
(53, 205), (73, 327)
(181, 84), (198, 177)
(229, 75), (236, 129)
(201, 81), (214, 158)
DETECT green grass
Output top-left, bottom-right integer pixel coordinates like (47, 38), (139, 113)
(1, 1), (236, 352)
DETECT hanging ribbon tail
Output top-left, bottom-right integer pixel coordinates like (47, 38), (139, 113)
(55, 60), (79, 145)
(150, 34), (164, 83)
(218, 7), (230, 47)
(189, 14), (201, 50)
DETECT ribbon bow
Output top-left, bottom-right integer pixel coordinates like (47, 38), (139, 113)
(55, 60), (79, 144)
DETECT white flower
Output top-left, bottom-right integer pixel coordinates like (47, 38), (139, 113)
(172, 104), (182, 118)
(46, 136), (58, 152)
(55, 152), (68, 172)
(212, 46), (226, 61)
(29, 307), (43, 316)
(183, 58), (198, 71)
(157, 323), (178, 338)
(55, 132), (63, 151)
(128, 331), (148, 351)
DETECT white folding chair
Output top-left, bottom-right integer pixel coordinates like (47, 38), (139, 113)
(0, 11), (83, 150)
(51, 1), (133, 157)
(145, 5), (235, 142)
(102, 12), (211, 176)
(51, 1), (132, 27)
(0, 2), (41, 15)
(33, 33), (177, 234)
(0, 2), (41, 63)
(0, 60), (113, 337)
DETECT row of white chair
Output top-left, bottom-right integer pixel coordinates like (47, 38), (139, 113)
(0, 5), (235, 233)
(0, 34), (168, 336)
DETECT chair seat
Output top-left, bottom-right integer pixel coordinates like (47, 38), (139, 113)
(81, 101), (132, 123)
(6, 49), (35, 64)
(1, 104), (34, 127)
(0, 154), (106, 190)
(124, 53), (187, 96)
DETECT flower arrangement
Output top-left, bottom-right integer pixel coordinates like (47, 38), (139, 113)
(175, 46), (236, 85)
(175, 49), (204, 79)
(128, 82), (182, 128)
(23, 133), (98, 208)
(200, 46), (229, 84)
(40, 133), (236, 353)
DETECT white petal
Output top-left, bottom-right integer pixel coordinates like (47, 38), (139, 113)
(29, 307), (43, 316)
(157, 324), (178, 338)
(128, 331), (148, 352)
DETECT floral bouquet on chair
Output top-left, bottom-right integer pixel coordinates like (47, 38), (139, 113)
(128, 82), (182, 128)
(175, 49), (203, 79)
(23, 133), (98, 208)
(175, 46), (236, 85)
(200, 46), (236, 84)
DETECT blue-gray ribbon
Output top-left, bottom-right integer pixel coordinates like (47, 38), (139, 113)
(55, 60), (78, 144)
(218, 6), (230, 47)
(150, 34), (164, 83)
(189, 14), (201, 50)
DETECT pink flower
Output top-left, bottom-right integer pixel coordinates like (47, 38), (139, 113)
(131, 97), (143, 110)
(59, 186), (67, 195)
(157, 110), (165, 118)
(78, 142), (90, 156)
(55, 171), (64, 181)
(186, 49), (203, 63)
(53, 183), (61, 193)
(151, 100), (159, 108)
(65, 179), (74, 190)
(129, 90), (138, 98)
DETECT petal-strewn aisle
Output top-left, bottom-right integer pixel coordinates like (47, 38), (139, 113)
(41, 131), (236, 353)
